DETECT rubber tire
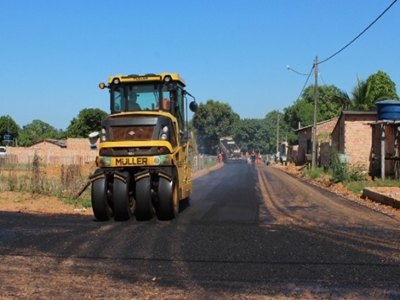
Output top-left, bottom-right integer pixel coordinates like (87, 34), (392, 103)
(113, 176), (134, 221)
(91, 177), (112, 221)
(135, 176), (153, 221)
(156, 177), (178, 221)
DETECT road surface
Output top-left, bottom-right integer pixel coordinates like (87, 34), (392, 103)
(1, 162), (399, 299)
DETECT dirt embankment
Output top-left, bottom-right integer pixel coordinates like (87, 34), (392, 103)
(275, 163), (400, 218)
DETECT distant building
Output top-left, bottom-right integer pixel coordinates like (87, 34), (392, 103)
(295, 117), (338, 165)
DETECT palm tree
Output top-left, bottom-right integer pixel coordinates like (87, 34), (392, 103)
(331, 89), (351, 111)
(350, 77), (372, 110)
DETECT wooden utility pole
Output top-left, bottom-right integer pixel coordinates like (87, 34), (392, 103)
(312, 56), (319, 169)
(276, 112), (280, 157)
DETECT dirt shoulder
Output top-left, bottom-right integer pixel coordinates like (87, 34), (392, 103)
(0, 191), (92, 215)
(274, 163), (400, 219)
(0, 163), (224, 216)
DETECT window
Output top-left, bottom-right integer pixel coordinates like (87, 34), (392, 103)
(111, 84), (162, 113)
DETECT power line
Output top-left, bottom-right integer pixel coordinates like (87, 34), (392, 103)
(294, 65), (314, 101)
(319, 0), (398, 65)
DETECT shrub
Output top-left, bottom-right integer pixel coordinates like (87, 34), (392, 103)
(330, 152), (368, 183)
(305, 167), (324, 179)
(330, 153), (349, 183)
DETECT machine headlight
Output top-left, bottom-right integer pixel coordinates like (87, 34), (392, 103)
(160, 126), (169, 140)
(101, 128), (107, 142)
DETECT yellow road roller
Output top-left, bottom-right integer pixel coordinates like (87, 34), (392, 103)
(90, 73), (197, 221)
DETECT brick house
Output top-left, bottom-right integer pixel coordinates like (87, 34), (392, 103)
(294, 117), (338, 165)
(294, 110), (400, 178)
(331, 111), (377, 171)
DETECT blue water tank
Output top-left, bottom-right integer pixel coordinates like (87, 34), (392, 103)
(376, 100), (400, 120)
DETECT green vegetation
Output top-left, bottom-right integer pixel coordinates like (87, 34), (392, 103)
(345, 179), (400, 195)
(63, 196), (92, 209)
(67, 108), (108, 138)
(300, 151), (400, 196)
(18, 120), (65, 146)
(304, 167), (325, 180)
(0, 115), (20, 142)
(192, 100), (240, 154)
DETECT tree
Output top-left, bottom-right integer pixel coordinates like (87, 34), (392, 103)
(192, 100), (239, 154)
(18, 120), (60, 146)
(283, 98), (314, 130)
(67, 108), (108, 138)
(233, 118), (268, 153)
(350, 76), (370, 110)
(367, 70), (398, 102)
(350, 71), (398, 110)
(0, 115), (20, 144)
(284, 84), (348, 129)
(264, 110), (296, 153)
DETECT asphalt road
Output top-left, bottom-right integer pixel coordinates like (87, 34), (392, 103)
(1, 162), (400, 299)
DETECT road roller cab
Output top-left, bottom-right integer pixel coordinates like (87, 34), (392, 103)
(90, 73), (197, 221)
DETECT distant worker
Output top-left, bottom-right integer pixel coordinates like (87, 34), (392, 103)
(218, 152), (223, 163)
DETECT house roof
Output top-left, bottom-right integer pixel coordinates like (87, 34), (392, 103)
(340, 110), (377, 116)
(295, 117), (339, 132)
(30, 139), (67, 148)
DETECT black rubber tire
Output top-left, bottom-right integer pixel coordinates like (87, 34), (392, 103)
(156, 177), (178, 221)
(135, 176), (153, 221)
(91, 177), (112, 221)
(113, 176), (134, 221)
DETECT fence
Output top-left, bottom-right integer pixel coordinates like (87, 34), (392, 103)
(192, 155), (218, 172)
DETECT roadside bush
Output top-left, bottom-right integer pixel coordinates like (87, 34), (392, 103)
(330, 153), (368, 183)
(63, 196), (91, 209)
(348, 163), (368, 182)
(304, 167), (324, 179)
(330, 153), (348, 183)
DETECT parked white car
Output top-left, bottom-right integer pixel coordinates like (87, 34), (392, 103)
(0, 146), (7, 156)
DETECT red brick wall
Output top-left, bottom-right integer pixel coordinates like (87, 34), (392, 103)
(343, 114), (376, 169)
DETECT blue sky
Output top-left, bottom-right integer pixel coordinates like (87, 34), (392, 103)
(1, 0), (399, 130)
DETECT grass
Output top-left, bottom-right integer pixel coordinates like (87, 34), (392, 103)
(345, 179), (400, 195)
(63, 196), (92, 209)
(301, 159), (400, 197)
(304, 167), (325, 179)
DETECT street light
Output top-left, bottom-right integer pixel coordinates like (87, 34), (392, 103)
(286, 65), (309, 76)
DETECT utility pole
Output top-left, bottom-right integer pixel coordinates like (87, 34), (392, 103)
(276, 112), (280, 158)
(312, 56), (319, 169)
